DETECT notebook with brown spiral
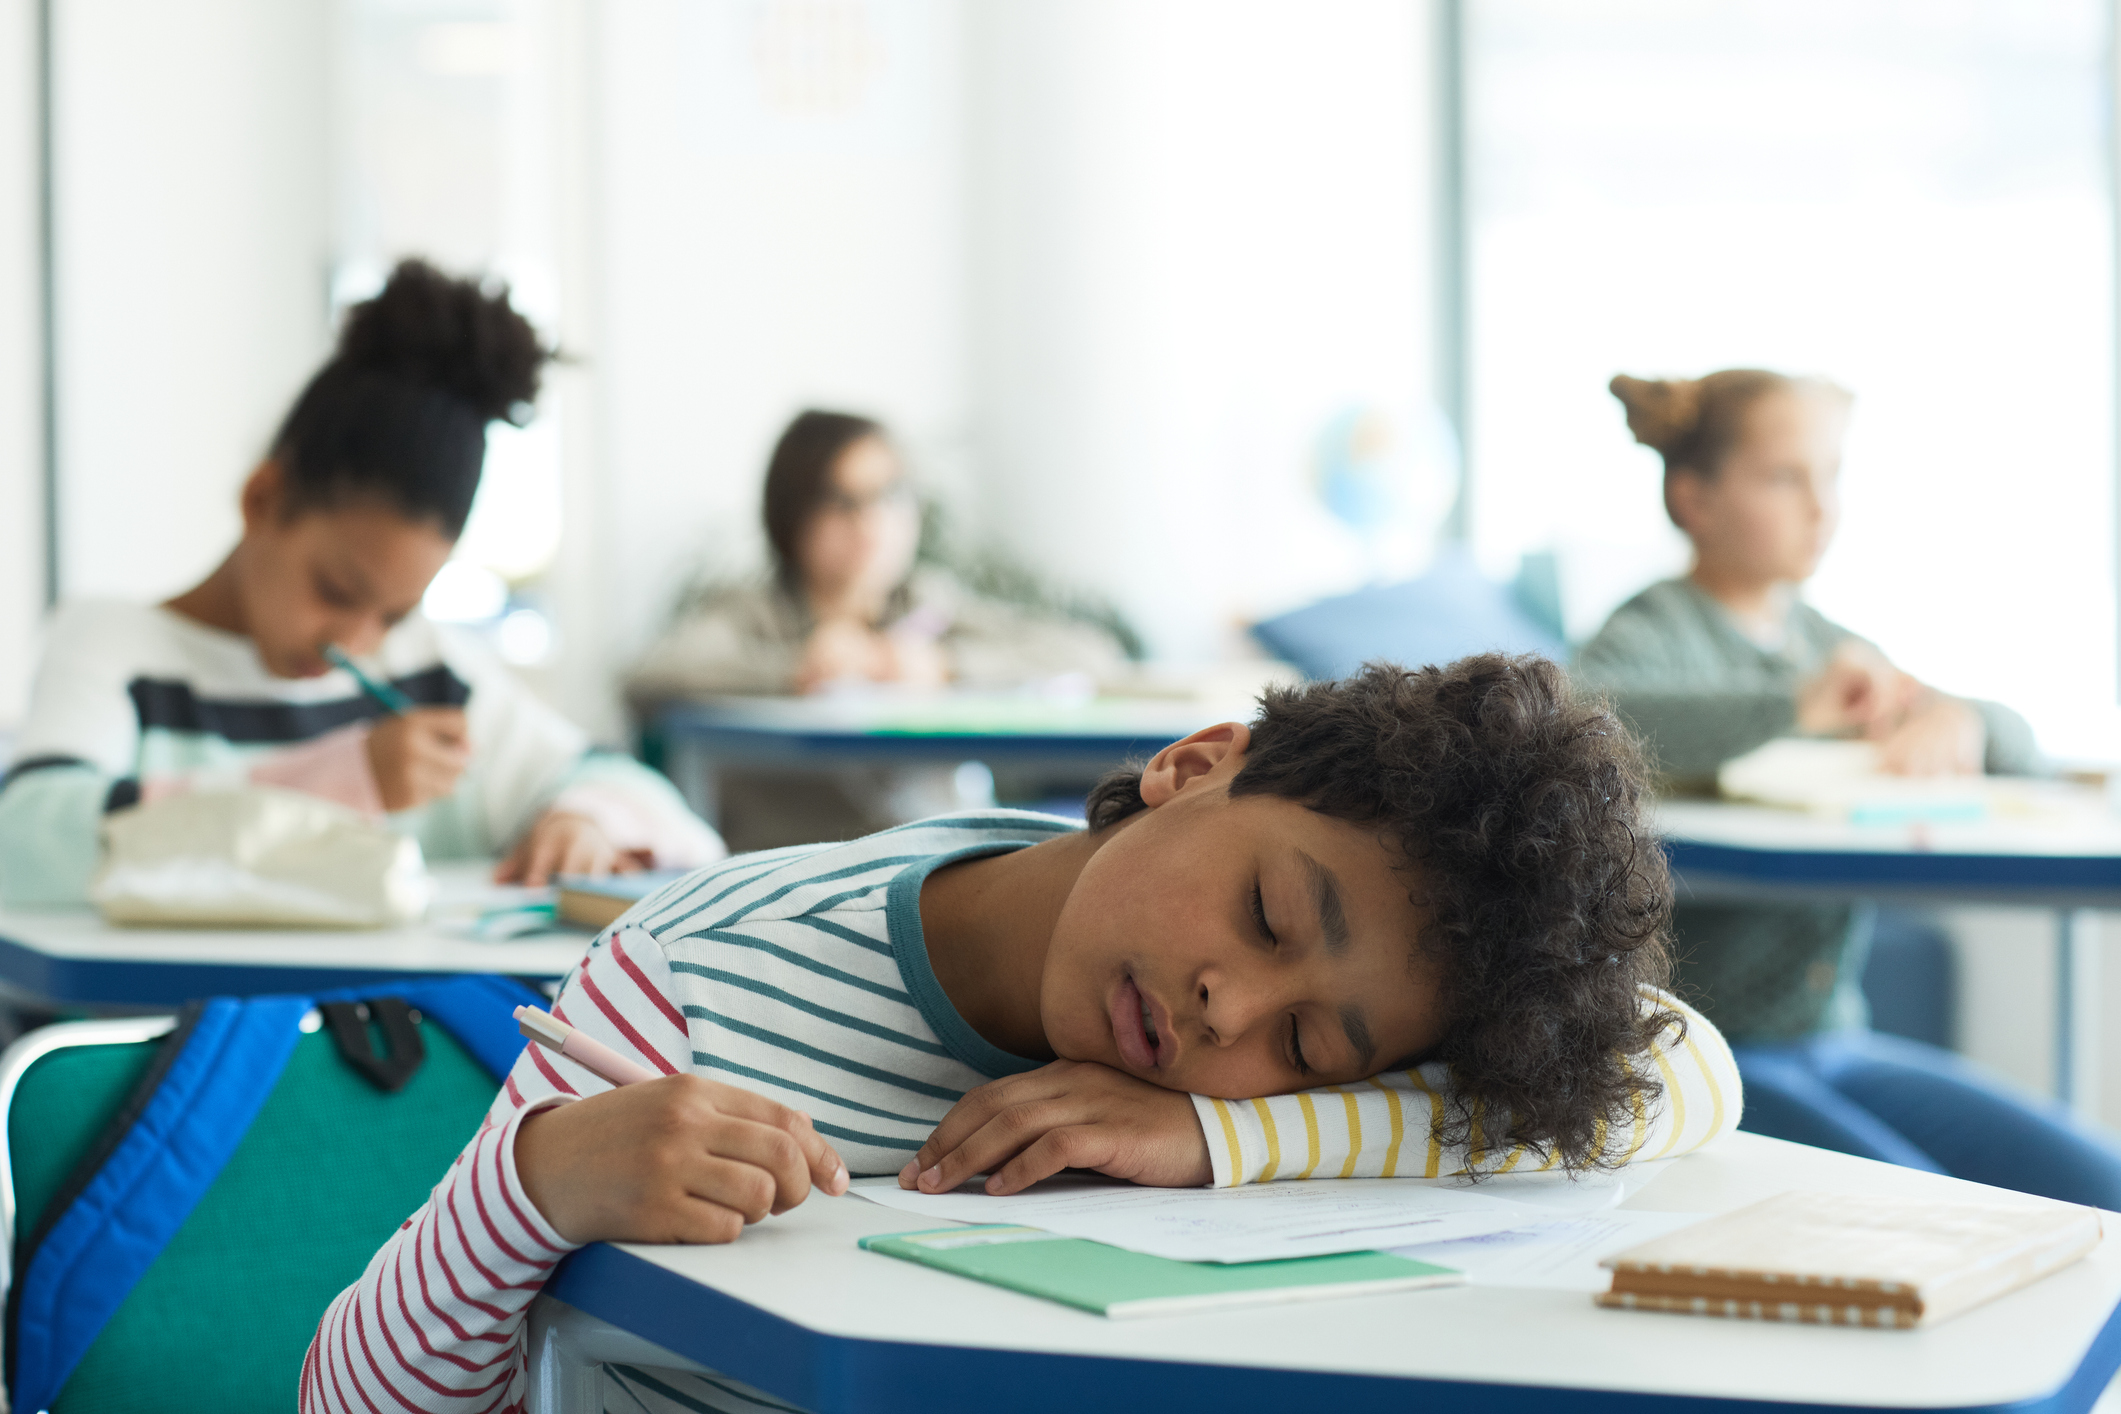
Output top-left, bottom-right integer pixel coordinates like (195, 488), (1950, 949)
(1597, 1190), (2102, 1328)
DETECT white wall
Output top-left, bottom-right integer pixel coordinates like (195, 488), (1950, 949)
(964, 0), (1441, 661)
(593, 0), (971, 700)
(51, 0), (332, 603)
(0, 0), (41, 737)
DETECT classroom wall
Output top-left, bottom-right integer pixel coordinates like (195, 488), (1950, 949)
(963, 0), (1442, 661)
(590, 0), (971, 723)
(49, 0), (332, 604)
(0, 1), (40, 739)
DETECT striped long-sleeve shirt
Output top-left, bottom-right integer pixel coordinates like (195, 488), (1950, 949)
(302, 812), (1741, 1414)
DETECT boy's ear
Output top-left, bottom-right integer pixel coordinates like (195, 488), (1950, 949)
(1139, 722), (1251, 807)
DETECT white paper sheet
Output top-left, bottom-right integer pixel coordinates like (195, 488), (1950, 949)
(1388, 1210), (1708, 1292)
(849, 1173), (1564, 1263)
(1394, 1157), (1677, 1214)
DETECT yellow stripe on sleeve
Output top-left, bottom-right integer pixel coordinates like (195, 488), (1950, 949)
(1209, 1097), (1245, 1186)
(1622, 1084), (1649, 1163)
(1248, 1098), (1284, 1183)
(1335, 1087), (1362, 1178)
(1679, 1028), (1728, 1142)
(1366, 1076), (1408, 1177)
(1402, 1069), (1445, 1177)
(1295, 1094), (1323, 1179)
(1645, 1028), (1689, 1162)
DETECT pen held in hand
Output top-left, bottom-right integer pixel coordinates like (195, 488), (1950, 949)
(515, 1003), (660, 1087)
(324, 643), (415, 715)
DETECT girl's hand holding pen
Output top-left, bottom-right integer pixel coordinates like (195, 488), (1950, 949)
(364, 707), (470, 810)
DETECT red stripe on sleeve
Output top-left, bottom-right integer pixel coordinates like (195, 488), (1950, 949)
(440, 1155), (517, 1295)
(369, 1270), (512, 1400)
(611, 929), (687, 1032)
(578, 970), (679, 1075)
(332, 1307), (391, 1414)
(390, 1243), (505, 1373)
(349, 1293), (440, 1414)
(463, 1130), (542, 1268)
(486, 1114), (570, 1255)
(424, 1203), (512, 1323)
(522, 1042), (581, 1097)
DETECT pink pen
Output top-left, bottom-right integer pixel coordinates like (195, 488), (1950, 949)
(515, 1004), (660, 1087)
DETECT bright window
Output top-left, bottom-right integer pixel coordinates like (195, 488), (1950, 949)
(1465, 0), (2115, 757)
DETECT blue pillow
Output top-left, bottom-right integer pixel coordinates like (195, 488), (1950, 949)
(1251, 550), (1566, 681)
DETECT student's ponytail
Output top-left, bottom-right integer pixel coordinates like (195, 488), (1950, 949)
(1608, 374), (1705, 463)
(268, 259), (549, 538)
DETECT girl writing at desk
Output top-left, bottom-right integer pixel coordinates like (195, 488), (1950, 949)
(1580, 367), (2121, 1205)
(0, 260), (719, 905)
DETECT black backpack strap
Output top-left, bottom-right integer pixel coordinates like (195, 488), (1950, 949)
(317, 998), (426, 1093)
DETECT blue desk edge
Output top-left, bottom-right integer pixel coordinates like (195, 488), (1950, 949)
(549, 1241), (2121, 1414)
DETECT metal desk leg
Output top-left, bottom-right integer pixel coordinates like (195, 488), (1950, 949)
(2056, 908), (2101, 1119)
(525, 1294), (711, 1414)
(664, 734), (721, 829)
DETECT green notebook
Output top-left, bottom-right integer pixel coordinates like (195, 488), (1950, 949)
(859, 1224), (1461, 1319)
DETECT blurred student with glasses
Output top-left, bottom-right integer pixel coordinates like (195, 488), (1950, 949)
(628, 410), (1129, 847)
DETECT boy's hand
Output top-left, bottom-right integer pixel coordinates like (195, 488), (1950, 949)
(900, 1060), (1213, 1197)
(514, 1074), (850, 1245)
(495, 809), (649, 885)
(1874, 693), (1985, 777)
(365, 706), (471, 811)
(1796, 642), (1908, 736)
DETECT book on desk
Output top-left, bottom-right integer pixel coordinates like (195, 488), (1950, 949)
(1598, 1190), (2101, 1328)
(860, 1224), (1460, 1319)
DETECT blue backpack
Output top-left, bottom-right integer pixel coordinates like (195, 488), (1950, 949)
(7, 972), (542, 1413)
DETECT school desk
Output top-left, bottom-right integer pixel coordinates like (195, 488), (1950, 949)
(655, 694), (1215, 825)
(0, 863), (583, 1010)
(523, 1130), (2121, 1414)
(1657, 800), (2121, 1115)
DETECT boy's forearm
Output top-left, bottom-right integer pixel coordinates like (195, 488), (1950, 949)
(302, 1104), (574, 1413)
(304, 925), (695, 1411)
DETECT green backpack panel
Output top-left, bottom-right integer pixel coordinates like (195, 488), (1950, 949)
(11, 1017), (500, 1414)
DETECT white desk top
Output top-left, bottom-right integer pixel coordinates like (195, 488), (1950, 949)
(660, 691), (1225, 741)
(1657, 798), (2121, 860)
(0, 863), (587, 988)
(600, 1133), (2118, 1407)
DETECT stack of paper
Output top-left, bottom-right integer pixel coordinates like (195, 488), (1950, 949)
(851, 1173), (1570, 1264)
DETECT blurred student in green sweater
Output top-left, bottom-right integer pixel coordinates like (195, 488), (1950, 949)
(1577, 368), (2121, 1206)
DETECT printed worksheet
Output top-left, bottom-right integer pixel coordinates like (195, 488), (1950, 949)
(1388, 1210), (1709, 1291)
(850, 1173), (1564, 1263)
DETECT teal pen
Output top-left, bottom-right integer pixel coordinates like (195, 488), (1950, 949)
(323, 644), (415, 714)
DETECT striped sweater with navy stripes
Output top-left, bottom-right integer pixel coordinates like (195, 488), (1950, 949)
(303, 812), (1740, 1414)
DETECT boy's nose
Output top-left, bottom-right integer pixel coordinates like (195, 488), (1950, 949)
(1194, 966), (1279, 1045)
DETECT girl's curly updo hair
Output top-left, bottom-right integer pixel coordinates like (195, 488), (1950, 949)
(269, 258), (549, 539)
(1087, 654), (1677, 1173)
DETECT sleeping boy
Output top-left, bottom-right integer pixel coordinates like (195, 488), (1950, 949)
(303, 655), (1739, 1414)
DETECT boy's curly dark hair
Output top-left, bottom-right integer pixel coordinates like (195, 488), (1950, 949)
(1086, 654), (1676, 1173)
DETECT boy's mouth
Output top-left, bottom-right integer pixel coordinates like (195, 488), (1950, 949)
(1110, 974), (1173, 1071)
